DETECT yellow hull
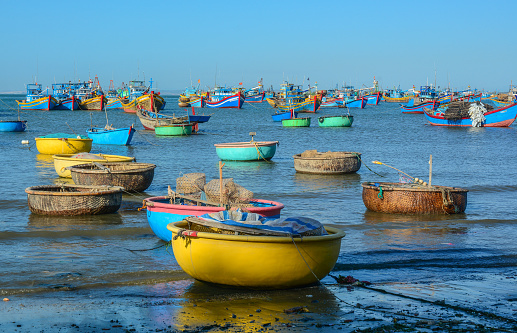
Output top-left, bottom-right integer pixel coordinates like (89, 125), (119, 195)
(35, 138), (92, 155)
(53, 154), (135, 178)
(167, 221), (345, 289)
(383, 95), (411, 103)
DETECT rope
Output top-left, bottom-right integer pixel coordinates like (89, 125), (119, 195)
(377, 185), (384, 199)
(252, 142), (273, 163)
(352, 153), (384, 178)
(291, 236), (321, 284)
(135, 129), (160, 146)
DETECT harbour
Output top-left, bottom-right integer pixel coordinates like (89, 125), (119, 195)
(1, 92), (516, 331)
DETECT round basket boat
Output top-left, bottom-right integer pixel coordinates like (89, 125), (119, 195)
(53, 153), (136, 178)
(69, 162), (156, 192)
(35, 134), (92, 155)
(25, 184), (123, 216)
(293, 151), (361, 174)
(214, 141), (279, 161)
(361, 182), (468, 214)
(167, 220), (345, 289)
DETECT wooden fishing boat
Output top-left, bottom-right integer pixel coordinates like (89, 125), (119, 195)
(69, 162), (156, 192)
(25, 184), (123, 215)
(16, 84), (58, 110)
(317, 115), (353, 127)
(136, 109), (189, 130)
(361, 182), (468, 214)
(53, 153), (136, 178)
(271, 110), (298, 122)
(144, 195), (285, 241)
(293, 151), (361, 174)
(400, 100), (439, 114)
(423, 103), (517, 127)
(86, 126), (135, 145)
(79, 94), (107, 111)
(0, 120), (27, 132)
(277, 96), (320, 113)
(155, 123), (193, 136)
(167, 219), (345, 288)
(52, 83), (79, 110)
(343, 97), (367, 108)
(282, 117), (311, 127)
(205, 90), (244, 109)
(214, 140), (279, 161)
(35, 134), (92, 155)
(364, 92), (382, 105)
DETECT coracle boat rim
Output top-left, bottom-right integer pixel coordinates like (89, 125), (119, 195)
(25, 184), (124, 196)
(214, 141), (279, 148)
(167, 220), (345, 244)
(293, 152), (361, 160)
(361, 182), (468, 193)
(53, 154), (135, 162)
(69, 162), (156, 174)
(144, 196), (284, 211)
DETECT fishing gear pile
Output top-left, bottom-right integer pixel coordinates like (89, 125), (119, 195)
(442, 101), (492, 121)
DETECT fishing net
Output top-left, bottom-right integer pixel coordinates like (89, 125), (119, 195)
(176, 173), (206, 194)
(442, 101), (492, 120)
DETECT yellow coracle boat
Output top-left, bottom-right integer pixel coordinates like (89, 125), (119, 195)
(35, 134), (93, 155)
(167, 219), (345, 289)
(53, 153), (135, 178)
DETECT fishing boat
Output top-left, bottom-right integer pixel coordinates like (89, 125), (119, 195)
(166, 214), (345, 288)
(0, 120), (27, 132)
(271, 110), (298, 122)
(25, 184), (123, 216)
(52, 83), (79, 110)
(53, 153), (136, 178)
(35, 133), (92, 155)
(383, 88), (412, 103)
(205, 88), (244, 109)
(16, 84), (58, 110)
(364, 92), (382, 105)
(120, 80), (166, 113)
(423, 103), (517, 127)
(76, 77), (107, 111)
(144, 194), (285, 242)
(277, 95), (320, 113)
(317, 115), (353, 127)
(400, 100), (439, 114)
(293, 150), (361, 174)
(362, 182), (468, 214)
(105, 81), (124, 109)
(86, 125), (135, 145)
(282, 117), (311, 127)
(136, 109), (189, 130)
(214, 134), (278, 161)
(343, 97), (367, 108)
(155, 123), (194, 136)
(69, 162), (156, 192)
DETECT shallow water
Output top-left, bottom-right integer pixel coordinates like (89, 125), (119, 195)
(0, 94), (516, 331)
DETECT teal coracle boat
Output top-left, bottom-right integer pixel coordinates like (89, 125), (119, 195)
(282, 117), (311, 127)
(155, 123), (193, 136)
(215, 140), (279, 161)
(318, 115), (353, 127)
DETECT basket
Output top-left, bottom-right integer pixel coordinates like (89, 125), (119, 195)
(176, 173), (206, 194)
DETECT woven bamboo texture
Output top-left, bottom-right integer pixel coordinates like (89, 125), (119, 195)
(176, 173), (206, 194)
(25, 184), (123, 215)
(293, 151), (361, 174)
(361, 182), (468, 214)
(69, 163), (156, 192)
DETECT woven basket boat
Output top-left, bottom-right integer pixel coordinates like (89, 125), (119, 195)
(25, 184), (123, 215)
(293, 151), (361, 174)
(361, 182), (468, 214)
(69, 162), (156, 192)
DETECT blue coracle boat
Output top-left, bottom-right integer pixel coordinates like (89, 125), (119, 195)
(214, 139), (279, 161)
(271, 111), (298, 122)
(0, 120), (27, 132)
(86, 125), (135, 145)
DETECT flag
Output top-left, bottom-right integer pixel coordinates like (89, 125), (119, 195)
(239, 82), (242, 85)
(198, 79), (200, 83)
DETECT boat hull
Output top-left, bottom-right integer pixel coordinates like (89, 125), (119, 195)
(86, 126), (135, 145)
(277, 96), (320, 113)
(400, 100), (438, 114)
(423, 103), (517, 127)
(364, 92), (382, 105)
(145, 197), (285, 241)
(167, 221), (345, 289)
(106, 98), (123, 109)
(362, 182), (468, 214)
(35, 137), (92, 155)
(271, 111), (298, 122)
(55, 97), (79, 110)
(214, 141), (278, 161)
(293, 152), (361, 174)
(16, 96), (57, 110)
(244, 92), (265, 103)
(317, 115), (353, 127)
(155, 124), (193, 136)
(282, 117), (311, 127)
(205, 93), (244, 109)
(0, 120), (27, 132)
(345, 97), (367, 108)
(79, 95), (106, 111)
(53, 153), (135, 178)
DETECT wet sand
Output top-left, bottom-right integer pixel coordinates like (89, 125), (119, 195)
(2, 272), (516, 332)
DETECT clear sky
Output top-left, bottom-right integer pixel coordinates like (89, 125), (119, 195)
(2, 0), (516, 93)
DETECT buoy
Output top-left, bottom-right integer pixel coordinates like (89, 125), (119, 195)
(414, 177), (419, 183)
(3, 298), (9, 302)
(21, 140), (29, 145)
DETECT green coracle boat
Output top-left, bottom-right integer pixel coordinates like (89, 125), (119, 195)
(155, 123), (193, 136)
(282, 117), (311, 127)
(318, 115), (353, 127)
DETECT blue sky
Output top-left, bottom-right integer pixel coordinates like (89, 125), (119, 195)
(2, 0), (516, 93)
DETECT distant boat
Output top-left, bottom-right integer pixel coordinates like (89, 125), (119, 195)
(343, 97), (367, 108)
(423, 103), (517, 127)
(76, 77), (107, 111)
(16, 84), (58, 110)
(400, 100), (439, 114)
(205, 88), (244, 108)
(272, 110), (298, 122)
(364, 92), (382, 105)
(120, 80), (166, 113)
(0, 120), (27, 132)
(52, 83), (79, 110)
(136, 109), (189, 130)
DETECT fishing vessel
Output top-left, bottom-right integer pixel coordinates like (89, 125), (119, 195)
(120, 80), (166, 113)
(16, 84), (58, 110)
(423, 102), (517, 127)
(205, 87), (244, 108)
(52, 83), (79, 110)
